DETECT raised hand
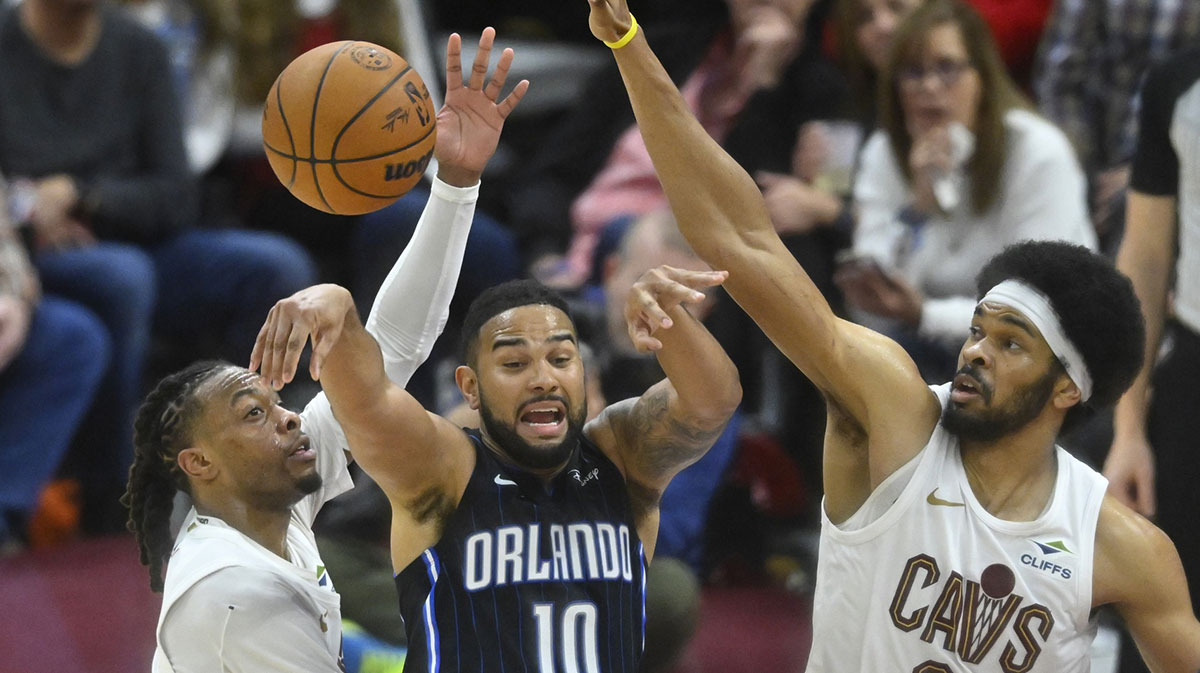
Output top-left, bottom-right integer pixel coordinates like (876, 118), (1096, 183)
(250, 284), (356, 389)
(586, 0), (634, 45)
(624, 265), (727, 353)
(435, 28), (530, 186)
(908, 125), (953, 214)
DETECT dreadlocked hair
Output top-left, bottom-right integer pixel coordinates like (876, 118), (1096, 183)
(121, 360), (232, 592)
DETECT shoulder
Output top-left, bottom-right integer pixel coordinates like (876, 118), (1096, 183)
(583, 397), (638, 474)
(1004, 109), (1076, 162)
(1093, 494), (1182, 607)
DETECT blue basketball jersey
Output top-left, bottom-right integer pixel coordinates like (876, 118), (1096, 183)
(395, 429), (647, 673)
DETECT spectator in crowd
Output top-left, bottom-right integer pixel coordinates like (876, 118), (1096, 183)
(0, 0), (316, 531)
(842, 0), (1094, 383)
(506, 0), (847, 284)
(1104, 46), (1200, 673)
(0, 176), (108, 551)
(1034, 0), (1200, 252)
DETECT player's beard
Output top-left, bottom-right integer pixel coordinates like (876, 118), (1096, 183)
(478, 393), (586, 471)
(942, 365), (1058, 442)
(296, 471), (323, 496)
(247, 471), (322, 512)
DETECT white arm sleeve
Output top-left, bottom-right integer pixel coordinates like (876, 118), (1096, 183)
(366, 176), (479, 385)
(294, 176), (479, 520)
(159, 569), (344, 673)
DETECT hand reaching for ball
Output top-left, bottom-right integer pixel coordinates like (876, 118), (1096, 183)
(435, 29), (530, 187)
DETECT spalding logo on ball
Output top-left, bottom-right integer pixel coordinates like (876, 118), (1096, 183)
(262, 41), (436, 215)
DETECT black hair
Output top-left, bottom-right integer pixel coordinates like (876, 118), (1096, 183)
(975, 240), (1145, 432)
(121, 360), (233, 592)
(459, 279), (573, 366)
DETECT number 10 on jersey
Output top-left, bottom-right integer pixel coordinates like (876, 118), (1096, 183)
(533, 601), (600, 673)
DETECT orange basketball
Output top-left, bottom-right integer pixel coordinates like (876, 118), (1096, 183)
(262, 41), (437, 215)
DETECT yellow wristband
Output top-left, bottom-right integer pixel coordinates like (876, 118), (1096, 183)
(603, 14), (638, 49)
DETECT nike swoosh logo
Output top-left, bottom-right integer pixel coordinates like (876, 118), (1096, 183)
(926, 488), (965, 507)
(494, 474), (517, 487)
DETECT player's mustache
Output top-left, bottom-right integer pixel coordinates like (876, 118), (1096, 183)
(519, 394), (570, 413)
(955, 364), (993, 402)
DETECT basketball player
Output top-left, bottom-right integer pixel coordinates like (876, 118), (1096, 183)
(252, 265), (741, 670)
(584, 0), (1200, 670)
(124, 29), (528, 672)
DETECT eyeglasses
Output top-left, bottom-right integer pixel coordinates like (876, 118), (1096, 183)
(897, 59), (973, 90)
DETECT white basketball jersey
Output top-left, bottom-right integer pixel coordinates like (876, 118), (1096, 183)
(152, 393), (354, 672)
(808, 384), (1107, 673)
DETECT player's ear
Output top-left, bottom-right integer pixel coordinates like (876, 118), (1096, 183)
(1052, 373), (1082, 410)
(456, 365), (481, 410)
(177, 447), (217, 482)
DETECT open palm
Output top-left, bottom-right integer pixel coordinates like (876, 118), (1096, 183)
(435, 28), (529, 177)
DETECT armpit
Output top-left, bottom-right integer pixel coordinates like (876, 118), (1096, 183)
(405, 485), (457, 530)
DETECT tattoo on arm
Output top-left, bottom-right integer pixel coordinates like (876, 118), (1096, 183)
(628, 386), (725, 479)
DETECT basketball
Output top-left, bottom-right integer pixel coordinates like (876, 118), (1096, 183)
(262, 41), (437, 215)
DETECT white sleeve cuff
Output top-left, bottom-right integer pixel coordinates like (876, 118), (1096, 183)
(365, 175), (479, 387)
(429, 175), (480, 203)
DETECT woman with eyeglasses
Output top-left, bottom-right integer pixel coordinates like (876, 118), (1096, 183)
(837, 0), (1094, 383)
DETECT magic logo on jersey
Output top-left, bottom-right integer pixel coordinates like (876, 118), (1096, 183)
(463, 521), (635, 591)
(889, 553), (1054, 671)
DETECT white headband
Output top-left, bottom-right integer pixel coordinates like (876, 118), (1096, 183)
(979, 279), (1093, 402)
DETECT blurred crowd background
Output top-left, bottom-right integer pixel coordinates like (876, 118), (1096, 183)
(1, 0), (1197, 671)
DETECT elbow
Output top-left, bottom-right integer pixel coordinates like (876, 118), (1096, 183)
(703, 373), (743, 428)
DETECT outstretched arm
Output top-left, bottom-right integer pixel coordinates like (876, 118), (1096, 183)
(252, 285), (468, 500)
(586, 0), (938, 517)
(366, 28), (528, 386)
(588, 266), (741, 558)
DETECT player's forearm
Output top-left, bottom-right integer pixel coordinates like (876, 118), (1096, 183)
(654, 303), (741, 428)
(609, 34), (773, 263)
(322, 301), (391, 420)
(1112, 192), (1176, 438)
(366, 177), (477, 386)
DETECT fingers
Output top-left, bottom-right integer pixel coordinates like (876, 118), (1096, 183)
(656, 266), (728, 292)
(445, 32), (463, 91)
(631, 285), (677, 330)
(755, 171), (784, 190)
(258, 305), (283, 388)
(468, 27), (496, 91)
(627, 318), (663, 353)
(485, 47), (514, 101)
(277, 322), (310, 387)
(625, 267), (726, 340)
(497, 79), (530, 118)
(254, 300), (313, 390)
(249, 306), (272, 371)
(309, 325), (338, 381)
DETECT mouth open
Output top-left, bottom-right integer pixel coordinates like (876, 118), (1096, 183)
(951, 373), (984, 403)
(288, 436), (315, 461)
(519, 401), (567, 438)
